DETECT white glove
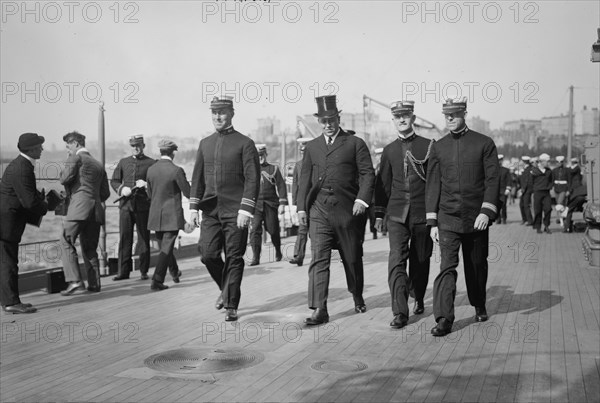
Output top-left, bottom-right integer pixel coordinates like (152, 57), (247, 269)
(278, 205), (285, 215)
(121, 186), (132, 197)
(135, 179), (147, 188)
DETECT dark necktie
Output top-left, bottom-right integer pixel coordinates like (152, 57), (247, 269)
(327, 137), (333, 147)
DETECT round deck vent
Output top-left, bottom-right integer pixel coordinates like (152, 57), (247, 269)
(144, 348), (264, 374)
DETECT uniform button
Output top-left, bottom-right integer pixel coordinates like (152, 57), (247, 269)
(318, 177), (322, 180)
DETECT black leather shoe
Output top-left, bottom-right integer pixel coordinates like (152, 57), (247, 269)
(275, 251), (283, 262)
(289, 258), (303, 266)
(544, 227), (552, 234)
(225, 308), (238, 321)
(61, 282), (84, 296)
(354, 304), (367, 313)
(172, 271), (182, 283)
(475, 306), (488, 322)
(113, 275), (130, 281)
(3, 303), (37, 314)
(536, 228), (543, 234)
(390, 315), (407, 329)
(431, 318), (453, 337)
(215, 295), (224, 310)
(86, 285), (101, 292)
(525, 222), (532, 226)
(150, 281), (169, 291)
(353, 294), (367, 313)
(305, 308), (329, 325)
(140, 274), (149, 280)
(249, 260), (260, 266)
(413, 299), (424, 315)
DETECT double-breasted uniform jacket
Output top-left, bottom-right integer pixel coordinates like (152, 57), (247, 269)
(297, 129), (375, 213)
(257, 162), (288, 212)
(499, 166), (511, 203)
(60, 150), (110, 223)
(190, 127), (260, 217)
(374, 134), (434, 224)
(146, 158), (191, 232)
(551, 165), (569, 194)
(519, 165), (533, 194)
(0, 155), (47, 243)
(426, 128), (500, 233)
(110, 154), (156, 211)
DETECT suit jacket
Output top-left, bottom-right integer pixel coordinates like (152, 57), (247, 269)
(0, 155), (47, 243)
(190, 127), (260, 217)
(60, 150), (110, 223)
(426, 128), (500, 233)
(146, 158), (191, 231)
(297, 130), (375, 213)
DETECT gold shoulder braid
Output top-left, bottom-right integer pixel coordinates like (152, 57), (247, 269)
(404, 139), (434, 181)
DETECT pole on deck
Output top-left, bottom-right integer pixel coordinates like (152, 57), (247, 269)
(98, 101), (108, 276)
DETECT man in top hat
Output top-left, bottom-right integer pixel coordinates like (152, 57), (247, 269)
(248, 144), (288, 266)
(190, 96), (260, 322)
(552, 156), (569, 227)
(518, 156), (534, 225)
(496, 155), (511, 224)
(146, 140), (190, 291)
(374, 100), (434, 329)
(289, 137), (312, 266)
(297, 95), (375, 325)
(530, 153), (553, 234)
(0, 133), (48, 313)
(426, 97), (500, 336)
(59, 131), (111, 295)
(111, 135), (157, 281)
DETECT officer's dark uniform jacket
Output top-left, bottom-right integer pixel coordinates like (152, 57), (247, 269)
(519, 165), (533, 193)
(257, 162), (288, 212)
(531, 166), (553, 191)
(552, 165), (569, 193)
(499, 166), (511, 202)
(190, 127), (260, 217)
(374, 133), (434, 223)
(111, 154), (156, 211)
(425, 127), (500, 233)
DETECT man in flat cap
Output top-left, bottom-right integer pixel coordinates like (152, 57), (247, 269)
(297, 95), (375, 325)
(248, 144), (288, 266)
(530, 153), (553, 234)
(190, 96), (260, 322)
(426, 97), (500, 336)
(0, 133), (48, 313)
(289, 137), (311, 266)
(518, 156), (534, 225)
(552, 156), (569, 228)
(374, 100), (434, 329)
(111, 135), (157, 281)
(59, 131), (111, 295)
(146, 140), (190, 291)
(496, 155), (511, 225)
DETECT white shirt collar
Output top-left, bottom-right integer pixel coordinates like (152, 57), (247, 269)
(19, 152), (35, 166)
(325, 128), (341, 143)
(160, 156), (173, 161)
(76, 148), (89, 155)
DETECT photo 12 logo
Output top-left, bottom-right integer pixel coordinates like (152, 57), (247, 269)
(202, 81), (339, 104)
(1, 1), (140, 24)
(1, 82), (140, 104)
(401, 81), (540, 104)
(201, 1), (340, 24)
(400, 1), (540, 24)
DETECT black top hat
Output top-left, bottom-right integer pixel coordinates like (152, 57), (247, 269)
(314, 95), (341, 118)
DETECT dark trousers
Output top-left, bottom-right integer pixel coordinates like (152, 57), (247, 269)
(387, 219), (433, 319)
(117, 208), (150, 276)
(152, 231), (179, 283)
(533, 190), (552, 229)
(433, 229), (489, 323)
(521, 191), (534, 224)
(565, 195), (586, 231)
(0, 240), (21, 306)
(61, 219), (101, 288)
(249, 202), (281, 261)
(293, 221), (308, 262)
(199, 213), (248, 309)
(307, 194), (364, 309)
(496, 197), (507, 223)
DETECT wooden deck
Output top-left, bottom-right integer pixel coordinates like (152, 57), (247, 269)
(1, 202), (599, 402)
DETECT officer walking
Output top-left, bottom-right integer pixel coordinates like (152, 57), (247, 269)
(289, 137), (311, 266)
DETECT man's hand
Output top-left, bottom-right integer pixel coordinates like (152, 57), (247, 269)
(430, 226), (439, 244)
(278, 205), (285, 215)
(190, 211), (199, 227)
(474, 213), (490, 230)
(135, 179), (147, 188)
(121, 186), (132, 197)
(504, 189), (511, 196)
(237, 213), (251, 229)
(375, 218), (383, 232)
(352, 202), (366, 216)
(298, 211), (307, 226)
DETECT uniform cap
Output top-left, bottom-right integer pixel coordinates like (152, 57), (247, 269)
(442, 96), (468, 114)
(390, 100), (415, 115)
(498, 154), (504, 160)
(129, 134), (144, 146)
(539, 153), (550, 161)
(210, 95), (234, 110)
(521, 155), (530, 161)
(571, 157), (579, 163)
(255, 143), (267, 155)
(556, 156), (565, 162)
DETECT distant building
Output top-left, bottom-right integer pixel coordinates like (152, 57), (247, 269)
(499, 119), (541, 149)
(467, 116), (490, 134)
(541, 114), (572, 137)
(579, 105), (600, 135)
(255, 117), (282, 143)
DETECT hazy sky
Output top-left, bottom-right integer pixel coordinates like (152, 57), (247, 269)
(1, 0), (599, 150)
